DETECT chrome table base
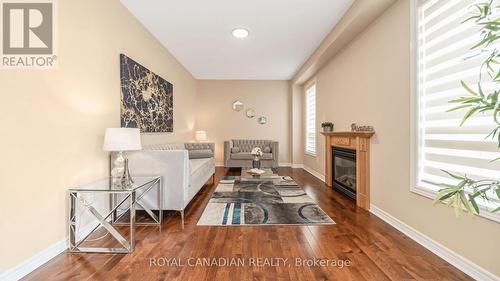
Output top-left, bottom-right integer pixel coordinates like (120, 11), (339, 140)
(69, 177), (162, 253)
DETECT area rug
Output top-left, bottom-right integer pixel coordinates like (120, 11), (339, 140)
(197, 176), (335, 226)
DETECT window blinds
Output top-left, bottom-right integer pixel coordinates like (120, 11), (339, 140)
(306, 84), (316, 156)
(416, 0), (500, 205)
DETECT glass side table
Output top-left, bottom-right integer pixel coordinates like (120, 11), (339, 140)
(68, 176), (162, 253)
(240, 167), (279, 179)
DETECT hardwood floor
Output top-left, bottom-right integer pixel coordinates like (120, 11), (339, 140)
(23, 168), (472, 281)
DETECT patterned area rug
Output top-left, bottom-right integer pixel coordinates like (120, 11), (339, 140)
(197, 176), (335, 226)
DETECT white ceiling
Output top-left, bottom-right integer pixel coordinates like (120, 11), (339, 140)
(120, 0), (354, 80)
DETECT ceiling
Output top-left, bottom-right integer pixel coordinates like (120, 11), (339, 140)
(120, 0), (354, 80)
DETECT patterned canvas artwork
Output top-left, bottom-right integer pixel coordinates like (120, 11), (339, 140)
(120, 54), (173, 132)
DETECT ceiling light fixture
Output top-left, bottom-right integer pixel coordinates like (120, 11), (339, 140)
(232, 28), (249, 39)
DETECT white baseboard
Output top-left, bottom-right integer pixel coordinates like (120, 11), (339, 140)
(291, 163), (304, 169)
(370, 204), (499, 281)
(0, 239), (67, 281)
(302, 165), (325, 182)
(215, 163), (224, 167)
(0, 222), (97, 281)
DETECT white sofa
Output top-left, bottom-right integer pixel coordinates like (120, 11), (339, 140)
(126, 143), (215, 228)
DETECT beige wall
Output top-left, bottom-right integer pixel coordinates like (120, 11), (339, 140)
(298, 0), (500, 275)
(196, 80), (291, 165)
(290, 83), (304, 165)
(0, 0), (197, 271)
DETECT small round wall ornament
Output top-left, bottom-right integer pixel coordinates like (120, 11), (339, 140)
(232, 100), (244, 111)
(246, 109), (256, 118)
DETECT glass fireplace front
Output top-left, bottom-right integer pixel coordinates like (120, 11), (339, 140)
(332, 147), (356, 200)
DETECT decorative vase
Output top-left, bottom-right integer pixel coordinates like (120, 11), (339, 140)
(252, 157), (261, 169)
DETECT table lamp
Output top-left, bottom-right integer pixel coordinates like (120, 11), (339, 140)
(195, 130), (208, 142)
(103, 128), (142, 187)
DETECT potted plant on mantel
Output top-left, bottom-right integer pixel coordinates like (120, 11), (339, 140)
(321, 122), (334, 132)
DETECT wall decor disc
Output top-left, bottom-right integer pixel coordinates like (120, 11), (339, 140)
(232, 100), (244, 111)
(246, 109), (255, 118)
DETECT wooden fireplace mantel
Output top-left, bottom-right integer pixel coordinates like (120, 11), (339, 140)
(321, 131), (375, 210)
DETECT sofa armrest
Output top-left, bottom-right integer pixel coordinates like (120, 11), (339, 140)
(271, 141), (279, 167)
(185, 142), (215, 159)
(127, 149), (190, 210)
(224, 141), (232, 166)
(185, 142), (215, 153)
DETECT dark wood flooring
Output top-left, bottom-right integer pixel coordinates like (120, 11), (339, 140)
(23, 168), (472, 281)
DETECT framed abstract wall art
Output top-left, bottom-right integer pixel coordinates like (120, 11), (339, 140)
(120, 54), (173, 132)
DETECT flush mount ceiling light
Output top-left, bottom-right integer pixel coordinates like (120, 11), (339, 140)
(232, 28), (249, 39)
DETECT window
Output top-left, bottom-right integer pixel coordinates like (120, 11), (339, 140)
(412, 0), (500, 220)
(305, 83), (316, 156)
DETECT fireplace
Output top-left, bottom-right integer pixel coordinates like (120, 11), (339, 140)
(332, 147), (356, 200)
(322, 131), (374, 209)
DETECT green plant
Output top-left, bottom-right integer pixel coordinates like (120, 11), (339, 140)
(321, 122), (334, 128)
(433, 0), (500, 215)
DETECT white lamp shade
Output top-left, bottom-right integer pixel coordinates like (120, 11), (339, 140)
(195, 130), (207, 142)
(103, 128), (142, 151)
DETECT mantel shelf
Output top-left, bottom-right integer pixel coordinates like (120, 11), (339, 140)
(321, 131), (375, 138)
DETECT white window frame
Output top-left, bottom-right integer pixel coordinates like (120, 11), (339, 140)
(409, 0), (500, 222)
(305, 82), (317, 157)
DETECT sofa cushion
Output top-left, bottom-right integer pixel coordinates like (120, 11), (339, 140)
(230, 153), (252, 160)
(189, 158), (213, 176)
(261, 153), (273, 160)
(230, 152), (273, 160)
(263, 146), (271, 153)
(188, 157), (215, 202)
(188, 149), (214, 159)
(231, 147), (240, 153)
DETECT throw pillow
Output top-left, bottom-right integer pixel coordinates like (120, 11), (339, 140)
(189, 149), (214, 159)
(263, 146), (271, 153)
(231, 147), (240, 153)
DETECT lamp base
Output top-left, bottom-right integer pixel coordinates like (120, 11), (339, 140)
(111, 151), (134, 189)
(120, 157), (134, 188)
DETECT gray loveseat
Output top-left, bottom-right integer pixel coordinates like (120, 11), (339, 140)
(224, 139), (279, 168)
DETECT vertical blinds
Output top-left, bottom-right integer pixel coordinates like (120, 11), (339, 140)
(306, 84), (316, 155)
(417, 0), (500, 204)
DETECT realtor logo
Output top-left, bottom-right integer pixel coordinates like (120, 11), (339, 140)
(1, 0), (57, 68)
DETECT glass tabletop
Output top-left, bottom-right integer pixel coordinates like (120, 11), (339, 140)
(240, 167), (279, 179)
(69, 176), (160, 192)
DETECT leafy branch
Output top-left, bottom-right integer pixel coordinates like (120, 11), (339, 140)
(434, 170), (500, 215)
(433, 0), (500, 215)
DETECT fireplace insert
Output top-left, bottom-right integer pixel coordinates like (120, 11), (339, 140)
(332, 147), (356, 200)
